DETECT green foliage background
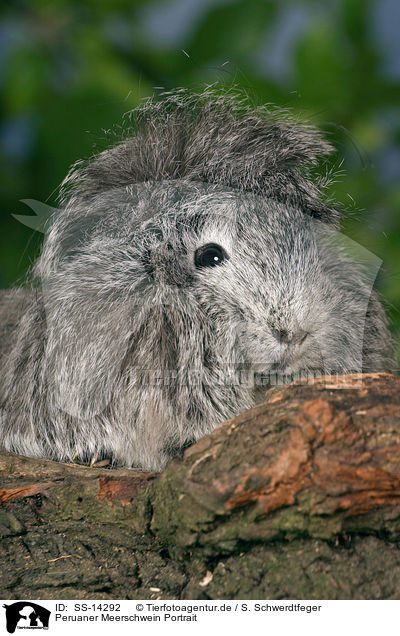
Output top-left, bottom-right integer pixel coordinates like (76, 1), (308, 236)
(1, 0), (399, 358)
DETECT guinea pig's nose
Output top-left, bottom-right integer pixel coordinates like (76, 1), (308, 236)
(271, 327), (308, 345)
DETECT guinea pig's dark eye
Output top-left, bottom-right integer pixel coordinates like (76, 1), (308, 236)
(194, 243), (229, 269)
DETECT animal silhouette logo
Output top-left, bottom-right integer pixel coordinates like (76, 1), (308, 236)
(3, 602), (50, 633)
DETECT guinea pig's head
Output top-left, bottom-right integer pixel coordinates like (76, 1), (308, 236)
(96, 179), (371, 382)
(35, 177), (382, 417)
(141, 181), (371, 383)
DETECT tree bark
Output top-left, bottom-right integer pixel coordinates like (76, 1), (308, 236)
(1, 373), (400, 600)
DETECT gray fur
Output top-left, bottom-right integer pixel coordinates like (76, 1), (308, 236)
(0, 88), (396, 470)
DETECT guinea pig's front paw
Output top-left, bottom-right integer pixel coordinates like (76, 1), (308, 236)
(90, 456), (112, 468)
(70, 451), (113, 468)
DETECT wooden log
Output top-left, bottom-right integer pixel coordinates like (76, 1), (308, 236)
(1, 373), (400, 599)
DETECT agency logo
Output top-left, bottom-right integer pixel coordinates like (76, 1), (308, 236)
(3, 602), (50, 634)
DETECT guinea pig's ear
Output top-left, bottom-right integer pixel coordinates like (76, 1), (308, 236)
(42, 288), (133, 420)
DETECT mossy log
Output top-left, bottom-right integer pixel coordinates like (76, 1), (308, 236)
(1, 373), (400, 600)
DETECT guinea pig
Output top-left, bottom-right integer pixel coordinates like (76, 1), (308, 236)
(0, 88), (395, 470)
